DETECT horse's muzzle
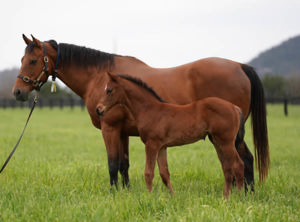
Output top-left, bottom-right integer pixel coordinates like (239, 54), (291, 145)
(13, 88), (29, 101)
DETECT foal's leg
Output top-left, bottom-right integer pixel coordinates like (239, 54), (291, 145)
(232, 153), (245, 192)
(214, 142), (244, 198)
(157, 148), (174, 194)
(222, 149), (244, 198)
(144, 143), (159, 192)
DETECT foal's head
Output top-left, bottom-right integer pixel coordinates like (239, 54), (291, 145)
(96, 72), (127, 117)
(96, 72), (166, 117)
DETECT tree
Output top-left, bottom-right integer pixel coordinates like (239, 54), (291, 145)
(286, 76), (300, 97)
(261, 74), (287, 98)
(0, 68), (19, 98)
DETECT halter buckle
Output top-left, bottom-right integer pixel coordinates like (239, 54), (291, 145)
(22, 76), (30, 83)
(32, 80), (39, 87)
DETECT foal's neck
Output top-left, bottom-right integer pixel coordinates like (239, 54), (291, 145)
(123, 81), (162, 119)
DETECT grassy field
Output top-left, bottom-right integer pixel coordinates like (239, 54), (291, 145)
(0, 104), (299, 221)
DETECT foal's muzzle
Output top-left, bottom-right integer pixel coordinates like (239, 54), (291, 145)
(96, 105), (106, 117)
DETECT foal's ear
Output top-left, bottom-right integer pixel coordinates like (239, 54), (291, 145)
(22, 34), (32, 45)
(31, 35), (42, 47)
(107, 72), (119, 82)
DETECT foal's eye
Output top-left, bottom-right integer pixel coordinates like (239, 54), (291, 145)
(106, 89), (113, 95)
(29, 60), (37, 65)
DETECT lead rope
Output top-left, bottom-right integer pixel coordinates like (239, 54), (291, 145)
(0, 91), (39, 173)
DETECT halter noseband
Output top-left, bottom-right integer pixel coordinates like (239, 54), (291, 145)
(17, 42), (59, 91)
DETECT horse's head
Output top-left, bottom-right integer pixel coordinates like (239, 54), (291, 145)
(13, 34), (57, 101)
(96, 72), (126, 117)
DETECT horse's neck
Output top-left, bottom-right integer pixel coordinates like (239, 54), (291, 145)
(56, 55), (148, 99)
(57, 65), (104, 99)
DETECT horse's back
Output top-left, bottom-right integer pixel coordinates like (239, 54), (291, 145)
(140, 57), (250, 117)
(182, 58), (250, 115)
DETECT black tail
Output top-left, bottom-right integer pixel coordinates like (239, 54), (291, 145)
(241, 64), (270, 183)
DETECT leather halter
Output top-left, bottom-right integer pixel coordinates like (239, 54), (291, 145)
(17, 42), (53, 91)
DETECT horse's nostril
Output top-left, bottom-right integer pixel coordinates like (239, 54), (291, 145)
(13, 89), (29, 101)
(14, 89), (21, 96)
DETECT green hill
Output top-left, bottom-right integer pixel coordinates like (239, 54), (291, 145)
(249, 35), (300, 77)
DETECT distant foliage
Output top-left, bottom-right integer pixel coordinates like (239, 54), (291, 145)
(261, 74), (287, 98)
(0, 68), (19, 98)
(286, 76), (300, 97)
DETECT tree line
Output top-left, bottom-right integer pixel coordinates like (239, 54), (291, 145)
(261, 74), (300, 98)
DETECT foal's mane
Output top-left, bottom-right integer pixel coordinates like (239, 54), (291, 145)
(26, 40), (116, 69)
(118, 74), (166, 103)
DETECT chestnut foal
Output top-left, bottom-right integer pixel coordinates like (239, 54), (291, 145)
(97, 73), (245, 198)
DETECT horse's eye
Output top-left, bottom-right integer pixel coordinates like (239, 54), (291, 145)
(106, 89), (113, 95)
(29, 60), (37, 65)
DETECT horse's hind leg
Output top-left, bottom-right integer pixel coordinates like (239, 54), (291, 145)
(237, 141), (254, 193)
(157, 148), (174, 194)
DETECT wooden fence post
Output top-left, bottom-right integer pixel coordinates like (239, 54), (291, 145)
(284, 98), (288, 116)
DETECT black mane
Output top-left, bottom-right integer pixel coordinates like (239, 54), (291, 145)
(118, 74), (167, 103)
(26, 40), (116, 69)
(59, 43), (116, 69)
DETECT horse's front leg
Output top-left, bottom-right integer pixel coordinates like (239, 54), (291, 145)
(119, 134), (130, 188)
(101, 122), (123, 188)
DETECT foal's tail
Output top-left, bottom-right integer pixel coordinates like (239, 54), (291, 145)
(241, 64), (270, 184)
(235, 109), (245, 152)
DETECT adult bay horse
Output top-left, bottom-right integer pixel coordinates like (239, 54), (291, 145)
(97, 72), (246, 198)
(12, 34), (269, 191)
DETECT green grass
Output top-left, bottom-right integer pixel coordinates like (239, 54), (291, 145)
(0, 105), (299, 221)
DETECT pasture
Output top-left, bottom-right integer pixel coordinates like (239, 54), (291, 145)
(0, 104), (299, 221)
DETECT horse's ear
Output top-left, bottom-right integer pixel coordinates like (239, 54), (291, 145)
(107, 72), (118, 82)
(31, 35), (42, 47)
(22, 34), (32, 45)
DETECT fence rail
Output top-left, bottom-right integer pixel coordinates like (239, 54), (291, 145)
(0, 97), (85, 109)
(0, 97), (300, 114)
